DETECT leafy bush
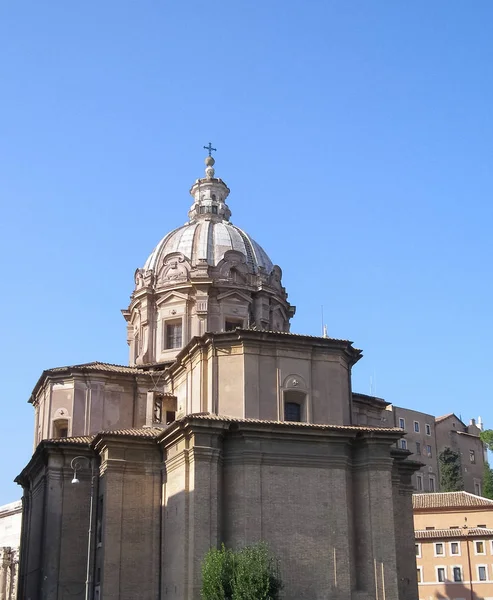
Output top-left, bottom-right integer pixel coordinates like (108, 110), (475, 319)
(201, 542), (282, 600)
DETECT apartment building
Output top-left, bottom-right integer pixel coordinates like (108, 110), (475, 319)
(385, 407), (485, 494)
(414, 492), (493, 600)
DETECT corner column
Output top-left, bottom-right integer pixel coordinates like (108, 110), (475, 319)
(352, 436), (400, 600)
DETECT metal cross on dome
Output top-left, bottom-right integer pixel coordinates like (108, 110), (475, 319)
(203, 142), (217, 157)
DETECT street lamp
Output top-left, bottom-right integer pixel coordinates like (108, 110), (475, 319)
(70, 456), (95, 600)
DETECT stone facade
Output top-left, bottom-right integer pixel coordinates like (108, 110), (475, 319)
(16, 154), (422, 599)
(17, 416), (420, 600)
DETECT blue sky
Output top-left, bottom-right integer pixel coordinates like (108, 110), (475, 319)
(1, 1), (492, 504)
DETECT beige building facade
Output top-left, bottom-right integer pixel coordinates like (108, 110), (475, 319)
(16, 154), (422, 600)
(414, 492), (493, 600)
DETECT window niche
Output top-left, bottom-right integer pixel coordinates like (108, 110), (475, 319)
(53, 418), (69, 439)
(224, 318), (243, 331)
(282, 375), (308, 423)
(152, 392), (177, 426)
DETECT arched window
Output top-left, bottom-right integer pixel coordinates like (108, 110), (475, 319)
(53, 419), (69, 438)
(283, 390), (306, 422)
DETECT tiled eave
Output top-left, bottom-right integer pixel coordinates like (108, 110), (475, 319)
(413, 491), (493, 510)
(416, 528), (493, 540)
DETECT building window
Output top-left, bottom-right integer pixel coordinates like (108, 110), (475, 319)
(475, 540), (485, 555)
(284, 402), (302, 422)
(450, 542), (460, 555)
(435, 543), (444, 556)
(416, 567), (422, 583)
(475, 481), (482, 496)
(225, 319), (243, 331)
(211, 205), (218, 214)
(478, 565), (487, 581)
(399, 417), (405, 429)
(415, 543), (421, 557)
(416, 442), (421, 455)
(416, 474), (424, 491)
(470, 450), (476, 463)
(165, 411), (176, 424)
(400, 439), (407, 450)
(477, 524), (486, 528)
(429, 475), (436, 492)
(425, 423), (431, 436)
(414, 421), (420, 433)
(425, 526), (435, 530)
(283, 390), (306, 423)
(453, 566), (462, 582)
(437, 567), (445, 582)
(165, 320), (182, 349)
(53, 419), (69, 438)
(426, 445), (432, 457)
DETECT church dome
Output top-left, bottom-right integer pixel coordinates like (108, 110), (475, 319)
(143, 221), (274, 274)
(124, 148), (295, 366)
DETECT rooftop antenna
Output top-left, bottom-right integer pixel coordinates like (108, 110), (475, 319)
(370, 371), (377, 396)
(321, 305), (324, 337)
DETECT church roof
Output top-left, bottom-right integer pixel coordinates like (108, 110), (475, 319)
(44, 435), (94, 444)
(143, 221), (274, 274)
(179, 413), (401, 433)
(29, 362), (153, 403)
(46, 361), (141, 374)
(94, 427), (163, 438)
(413, 491), (493, 510)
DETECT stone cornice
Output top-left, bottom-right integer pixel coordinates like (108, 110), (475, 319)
(29, 365), (153, 404)
(165, 330), (362, 381)
(15, 441), (93, 488)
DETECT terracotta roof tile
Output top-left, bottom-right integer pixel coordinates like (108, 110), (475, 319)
(435, 413), (455, 423)
(47, 361), (144, 375)
(234, 329), (354, 344)
(44, 436), (94, 444)
(413, 492), (493, 510)
(96, 427), (163, 438)
(185, 413), (401, 433)
(416, 528), (493, 539)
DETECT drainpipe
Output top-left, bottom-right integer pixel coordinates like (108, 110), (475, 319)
(464, 519), (474, 600)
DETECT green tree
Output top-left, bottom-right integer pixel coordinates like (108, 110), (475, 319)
(201, 542), (282, 600)
(480, 429), (493, 452)
(201, 545), (234, 600)
(483, 462), (493, 500)
(438, 447), (464, 492)
(232, 543), (282, 600)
